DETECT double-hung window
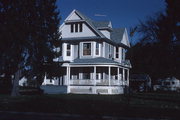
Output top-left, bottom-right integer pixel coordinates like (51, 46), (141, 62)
(116, 47), (119, 58)
(109, 44), (112, 58)
(83, 43), (91, 56)
(122, 48), (126, 60)
(66, 43), (71, 56)
(95, 42), (100, 56)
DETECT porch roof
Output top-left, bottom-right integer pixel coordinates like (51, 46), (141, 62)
(70, 57), (119, 65)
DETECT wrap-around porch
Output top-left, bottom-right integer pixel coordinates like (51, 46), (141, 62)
(65, 65), (129, 86)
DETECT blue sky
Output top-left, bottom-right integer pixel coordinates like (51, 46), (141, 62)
(57, 0), (166, 43)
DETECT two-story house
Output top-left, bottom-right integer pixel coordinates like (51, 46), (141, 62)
(42, 9), (131, 94)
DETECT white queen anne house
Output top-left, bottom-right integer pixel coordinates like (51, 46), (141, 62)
(42, 10), (131, 94)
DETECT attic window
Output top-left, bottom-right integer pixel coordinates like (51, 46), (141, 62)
(70, 23), (83, 33)
(79, 23), (83, 32)
(71, 24), (74, 33)
(75, 23), (78, 32)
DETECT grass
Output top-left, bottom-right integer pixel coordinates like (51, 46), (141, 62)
(0, 92), (180, 119)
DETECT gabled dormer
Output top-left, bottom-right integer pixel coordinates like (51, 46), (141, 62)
(60, 9), (106, 38)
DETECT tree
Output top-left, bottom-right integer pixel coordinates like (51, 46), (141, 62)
(127, 0), (180, 81)
(0, 0), (29, 95)
(26, 0), (60, 86)
(0, 0), (60, 96)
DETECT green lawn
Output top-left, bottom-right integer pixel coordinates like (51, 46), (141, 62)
(0, 92), (180, 119)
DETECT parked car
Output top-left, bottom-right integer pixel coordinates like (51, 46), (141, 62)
(153, 77), (180, 92)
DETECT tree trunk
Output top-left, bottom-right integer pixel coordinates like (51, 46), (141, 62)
(11, 69), (21, 96)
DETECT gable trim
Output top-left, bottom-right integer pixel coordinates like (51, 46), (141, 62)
(65, 9), (83, 21)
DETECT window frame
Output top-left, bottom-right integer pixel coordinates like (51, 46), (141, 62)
(70, 24), (74, 33)
(95, 42), (100, 56)
(108, 44), (112, 58)
(75, 23), (78, 32)
(116, 47), (119, 58)
(79, 23), (83, 32)
(66, 43), (71, 56)
(122, 48), (126, 61)
(82, 42), (92, 56)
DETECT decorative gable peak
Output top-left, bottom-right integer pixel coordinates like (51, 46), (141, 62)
(65, 9), (83, 21)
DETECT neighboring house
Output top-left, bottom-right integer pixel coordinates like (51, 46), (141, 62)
(154, 77), (180, 92)
(130, 74), (151, 92)
(42, 73), (58, 85)
(42, 9), (131, 94)
(19, 77), (28, 86)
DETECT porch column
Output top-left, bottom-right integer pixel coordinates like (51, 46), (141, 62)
(127, 69), (129, 86)
(117, 67), (120, 85)
(69, 67), (71, 85)
(94, 66), (96, 86)
(108, 66), (111, 86)
(66, 67), (69, 85)
(67, 66), (71, 93)
(122, 68), (125, 86)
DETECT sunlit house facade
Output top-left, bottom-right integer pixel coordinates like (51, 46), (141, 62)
(42, 10), (131, 94)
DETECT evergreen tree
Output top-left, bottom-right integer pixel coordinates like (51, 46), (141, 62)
(0, 0), (60, 95)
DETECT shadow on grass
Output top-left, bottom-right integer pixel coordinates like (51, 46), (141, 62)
(0, 93), (180, 119)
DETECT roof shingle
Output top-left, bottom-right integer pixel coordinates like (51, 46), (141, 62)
(70, 57), (119, 65)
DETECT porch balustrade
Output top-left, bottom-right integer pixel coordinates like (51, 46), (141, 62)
(70, 79), (124, 86)
(70, 79), (94, 85)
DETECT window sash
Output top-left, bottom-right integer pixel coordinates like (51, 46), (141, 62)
(95, 43), (100, 55)
(66, 44), (71, 56)
(75, 23), (78, 32)
(116, 47), (119, 58)
(122, 48), (124, 60)
(71, 24), (74, 33)
(79, 23), (82, 32)
(83, 43), (91, 56)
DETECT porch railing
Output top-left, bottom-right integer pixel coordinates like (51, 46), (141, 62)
(69, 79), (127, 86)
(70, 79), (94, 85)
